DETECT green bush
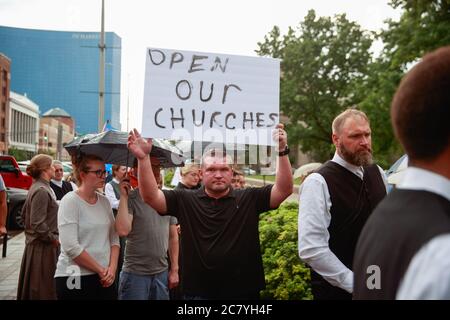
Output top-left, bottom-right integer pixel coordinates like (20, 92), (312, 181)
(164, 168), (175, 188)
(259, 201), (313, 300)
(7, 147), (29, 161)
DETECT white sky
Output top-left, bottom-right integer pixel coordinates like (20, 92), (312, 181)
(0, 0), (400, 131)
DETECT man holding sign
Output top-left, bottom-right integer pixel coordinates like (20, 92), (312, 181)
(141, 48), (280, 149)
(128, 124), (292, 299)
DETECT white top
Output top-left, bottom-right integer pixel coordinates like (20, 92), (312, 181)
(298, 152), (387, 293)
(55, 191), (120, 277)
(105, 178), (120, 210)
(395, 167), (450, 299)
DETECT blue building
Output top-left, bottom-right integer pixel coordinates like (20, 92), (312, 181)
(0, 26), (121, 134)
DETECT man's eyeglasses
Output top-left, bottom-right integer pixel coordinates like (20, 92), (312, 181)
(54, 168), (63, 173)
(85, 169), (107, 178)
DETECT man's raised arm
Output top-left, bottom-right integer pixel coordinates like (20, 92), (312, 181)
(127, 129), (167, 214)
(270, 124), (293, 209)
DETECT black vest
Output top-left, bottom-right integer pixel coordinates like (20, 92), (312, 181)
(310, 161), (386, 299)
(50, 180), (73, 201)
(353, 189), (450, 299)
(109, 180), (121, 200)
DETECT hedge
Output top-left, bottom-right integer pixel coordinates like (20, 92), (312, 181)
(259, 201), (313, 300)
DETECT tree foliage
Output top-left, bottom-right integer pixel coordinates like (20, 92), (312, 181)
(257, 10), (373, 161)
(259, 202), (313, 300)
(7, 147), (29, 161)
(383, 0), (450, 70)
(257, 2), (450, 167)
(359, 0), (450, 167)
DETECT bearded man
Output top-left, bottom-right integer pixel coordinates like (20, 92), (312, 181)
(298, 108), (387, 300)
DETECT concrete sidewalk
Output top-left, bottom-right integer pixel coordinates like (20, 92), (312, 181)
(0, 232), (25, 300)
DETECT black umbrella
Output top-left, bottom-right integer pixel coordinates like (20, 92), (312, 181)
(64, 130), (186, 168)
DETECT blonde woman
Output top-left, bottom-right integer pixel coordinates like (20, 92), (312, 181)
(176, 164), (201, 190)
(54, 154), (120, 300)
(17, 154), (59, 300)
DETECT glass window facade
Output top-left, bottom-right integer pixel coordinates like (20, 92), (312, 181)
(0, 26), (121, 134)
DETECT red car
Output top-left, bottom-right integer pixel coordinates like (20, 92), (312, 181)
(0, 155), (33, 190)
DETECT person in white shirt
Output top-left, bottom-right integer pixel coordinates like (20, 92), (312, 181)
(353, 46), (450, 300)
(105, 165), (127, 214)
(298, 108), (387, 300)
(50, 160), (77, 203)
(55, 154), (120, 300)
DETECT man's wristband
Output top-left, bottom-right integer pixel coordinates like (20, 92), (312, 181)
(278, 146), (290, 157)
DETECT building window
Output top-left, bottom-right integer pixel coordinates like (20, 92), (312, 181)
(1, 86), (5, 96)
(2, 71), (7, 81)
(1, 102), (5, 112)
(0, 133), (4, 141)
(1, 117), (4, 129)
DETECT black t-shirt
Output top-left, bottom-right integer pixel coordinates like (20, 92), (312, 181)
(163, 184), (273, 298)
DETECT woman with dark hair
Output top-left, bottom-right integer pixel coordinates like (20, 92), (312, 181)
(54, 154), (120, 300)
(17, 154), (59, 300)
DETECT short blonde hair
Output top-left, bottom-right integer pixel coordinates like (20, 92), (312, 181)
(181, 164), (200, 175)
(332, 108), (369, 134)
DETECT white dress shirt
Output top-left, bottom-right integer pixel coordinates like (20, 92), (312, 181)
(395, 167), (450, 299)
(298, 152), (387, 293)
(105, 178), (120, 210)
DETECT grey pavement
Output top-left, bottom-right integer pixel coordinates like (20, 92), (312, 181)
(0, 232), (25, 300)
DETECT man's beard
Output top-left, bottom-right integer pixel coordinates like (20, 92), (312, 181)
(339, 142), (373, 166)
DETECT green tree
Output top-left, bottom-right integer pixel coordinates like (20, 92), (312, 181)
(383, 0), (450, 70)
(357, 58), (404, 168)
(7, 147), (29, 161)
(359, 0), (450, 167)
(257, 10), (374, 161)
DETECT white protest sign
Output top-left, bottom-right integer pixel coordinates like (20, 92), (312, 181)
(141, 48), (280, 146)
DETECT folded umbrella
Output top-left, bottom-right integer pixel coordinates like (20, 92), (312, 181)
(64, 130), (185, 168)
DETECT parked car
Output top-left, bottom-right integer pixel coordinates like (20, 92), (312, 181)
(0, 156), (33, 190)
(259, 167), (276, 176)
(5, 186), (28, 230)
(242, 167), (256, 175)
(17, 160), (30, 172)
